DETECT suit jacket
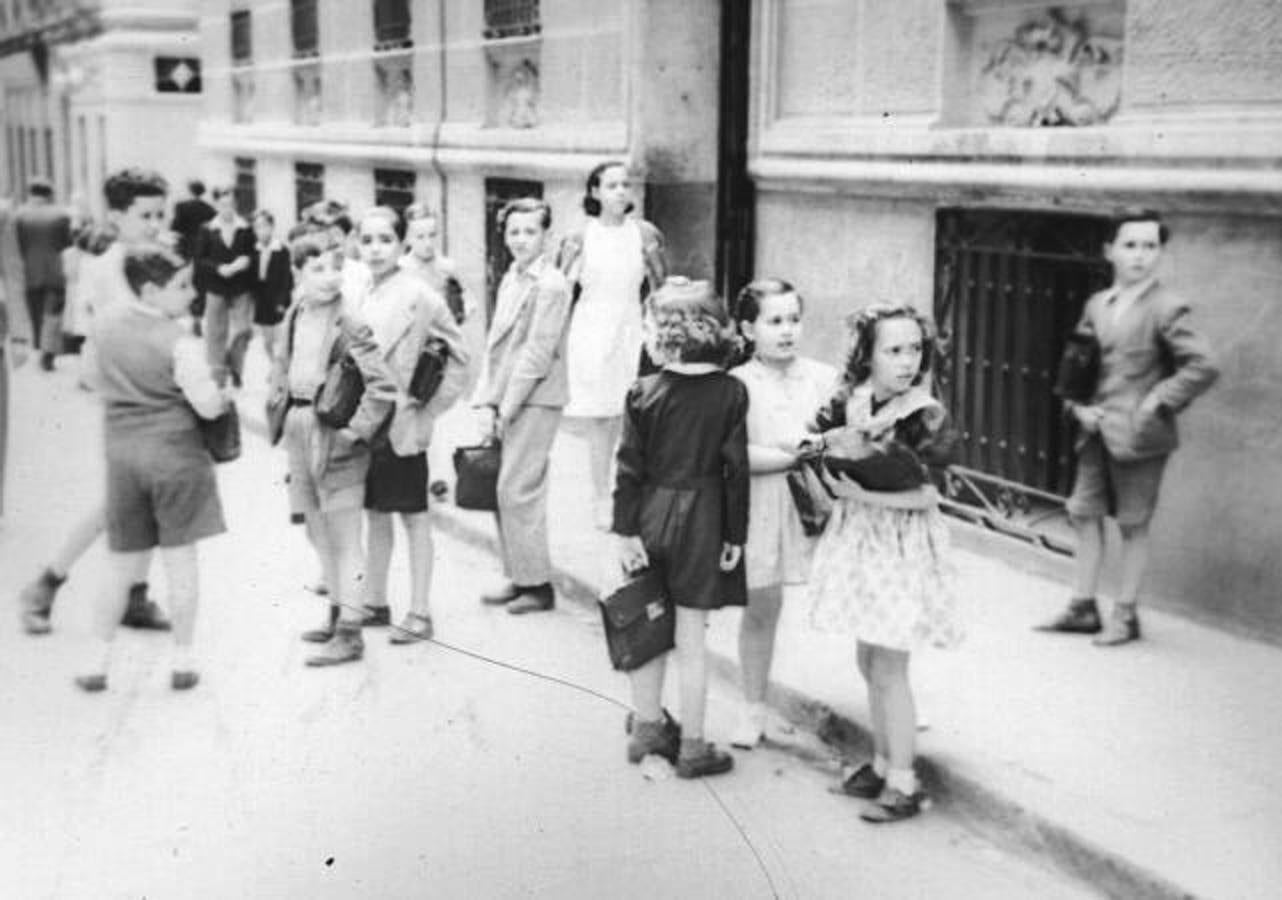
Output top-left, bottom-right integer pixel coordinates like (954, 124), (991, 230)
(171, 197), (216, 260)
(250, 241), (293, 323)
(193, 218), (255, 296)
(14, 203), (72, 289)
(475, 255), (572, 420)
(361, 269), (470, 456)
(269, 298), (397, 482)
(1074, 280), (1219, 461)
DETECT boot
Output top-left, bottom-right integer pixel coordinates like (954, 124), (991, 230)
(120, 583), (171, 630)
(19, 567), (65, 635)
(675, 739), (735, 779)
(305, 624), (364, 667)
(1033, 597), (1101, 634)
(626, 710), (681, 764)
(301, 605), (340, 643)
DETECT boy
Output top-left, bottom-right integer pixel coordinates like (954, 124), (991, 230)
(1036, 208), (1219, 646)
(18, 169), (173, 634)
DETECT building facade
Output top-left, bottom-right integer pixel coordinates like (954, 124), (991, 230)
(0, 0), (203, 217)
(201, 1), (1282, 641)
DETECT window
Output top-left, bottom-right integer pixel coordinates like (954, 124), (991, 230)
(483, 0), (540, 40)
(154, 57), (202, 93)
(372, 0), (412, 51)
(373, 168), (415, 214)
(291, 0), (318, 58)
(230, 9), (252, 66)
(234, 157), (257, 218)
(294, 162), (324, 218)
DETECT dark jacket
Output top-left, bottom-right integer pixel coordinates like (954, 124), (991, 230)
(14, 203), (72, 289)
(250, 241), (293, 325)
(171, 197), (216, 261)
(193, 218), (255, 296)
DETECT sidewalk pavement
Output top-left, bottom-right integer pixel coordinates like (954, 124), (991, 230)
(233, 350), (1280, 900)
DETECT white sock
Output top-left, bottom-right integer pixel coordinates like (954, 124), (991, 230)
(872, 755), (889, 778)
(886, 767), (918, 794)
(85, 638), (113, 675)
(171, 643), (197, 673)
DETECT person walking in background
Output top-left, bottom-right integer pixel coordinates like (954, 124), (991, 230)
(614, 277), (748, 779)
(1036, 209), (1219, 646)
(807, 304), (962, 823)
(474, 198), (572, 615)
(249, 209), (292, 363)
(14, 178), (72, 372)
(347, 206), (469, 648)
(556, 161), (667, 529)
(727, 278), (838, 749)
(170, 179), (216, 261)
(193, 186), (254, 387)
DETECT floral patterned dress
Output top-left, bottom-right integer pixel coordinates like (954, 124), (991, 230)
(807, 384), (964, 651)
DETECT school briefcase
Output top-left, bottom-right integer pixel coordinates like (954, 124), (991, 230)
(314, 354), (365, 429)
(408, 336), (450, 404)
(598, 567), (674, 672)
(453, 440), (501, 511)
(1054, 331), (1100, 404)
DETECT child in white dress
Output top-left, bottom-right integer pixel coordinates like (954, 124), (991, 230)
(807, 304), (962, 823)
(728, 278), (837, 748)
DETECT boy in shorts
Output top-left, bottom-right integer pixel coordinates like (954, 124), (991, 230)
(1036, 209), (1219, 646)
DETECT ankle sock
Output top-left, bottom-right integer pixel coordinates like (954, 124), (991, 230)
(872, 755), (889, 778)
(87, 638), (113, 675)
(679, 737), (707, 759)
(886, 767), (918, 794)
(171, 644), (197, 673)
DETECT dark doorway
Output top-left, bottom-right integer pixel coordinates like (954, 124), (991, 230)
(934, 209), (1112, 504)
(483, 177), (542, 324)
(715, 0), (754, 303)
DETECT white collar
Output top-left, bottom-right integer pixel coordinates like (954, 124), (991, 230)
(665, 362), (720, 375)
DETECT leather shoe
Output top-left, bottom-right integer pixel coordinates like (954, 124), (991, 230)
(837, 763), (887, 800)
(860, 787), (929, 823)
(121, 583), (171, 631)
(360, 604), (391, 627)
(1093, 608), (1141, 646)
(389, 612), (434, 644)
(301, 605), (339, 643)
(74, 674), (107, 693)
(19, 568), (64, 635)
(171, 670), (200, 691)
(480, 581), (521, 606)
(1033, 598), (1101, 634)
(305, 625), (364, 667)
(507, 584), (555, 615)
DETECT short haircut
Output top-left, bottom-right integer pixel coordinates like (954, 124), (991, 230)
(103, 168), (168, 212)
(646, 276), (736, 366)
(403, 202), (438, 223)
(27, 177), (53, 199)
(123, 245), (186, 296)
(357, 205), (406, 241)
(210, 185), (235, 201)
(290, 231), (340, 269)
(839, 303), (937, 392)
(252, 209), (275, 227)
(188, 179), (206, 197)
(1105, 207), (1170, 245)
(581, 160), (633, 217)
(498, 197), (552, 232)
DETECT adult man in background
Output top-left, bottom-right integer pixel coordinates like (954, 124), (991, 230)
(14, 178), (72, 371)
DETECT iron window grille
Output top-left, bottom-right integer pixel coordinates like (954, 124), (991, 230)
(373, 168), (415, 214)
(294, 162), (325, 219)
(290, 0), (319, 58)
(483, 0), (540, 40)
(230, 9), (252, 66)
(372, 0), (412, 51)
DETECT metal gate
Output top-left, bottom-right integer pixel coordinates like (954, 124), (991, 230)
(933, 209), (1112, 553)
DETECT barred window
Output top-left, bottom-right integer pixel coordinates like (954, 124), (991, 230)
(291, 0), (318, 58)
(234, 157), (257, 218)
(294, 162), (325, 219)
(230, 9), (252, 66)
(484, 0), (540, 40)
(372, 0), (412, 51)
(373, 168), (415, 215)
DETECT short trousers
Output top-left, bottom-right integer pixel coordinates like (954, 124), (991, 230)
(365, 442), (429, 513)
(284, 405), (368, 518)
(1065, 436), (1168, 527)
(105, 430), (226, 552)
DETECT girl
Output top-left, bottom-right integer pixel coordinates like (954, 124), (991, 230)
(271, 232), (396, 666)
(473, 198), (572, 615)
(556, 161), (668, 530)
(352, 207), (469, 643)
(614, 276), (748, 778)
(249, 209), (292, 362)
(728, 278), (838, 749)
(76, 246), (227, 692)
(807, 304), (962, 822)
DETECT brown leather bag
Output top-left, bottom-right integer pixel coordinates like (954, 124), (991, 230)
(313, 353), (364, 429)
(453, 440), (501, 511)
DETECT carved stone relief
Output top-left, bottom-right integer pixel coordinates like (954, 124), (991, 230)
(375, 54), (414, 127)
(501, 58), (539, 129)
(293, 63), (322, 126)
(976, 6), (1122, 127)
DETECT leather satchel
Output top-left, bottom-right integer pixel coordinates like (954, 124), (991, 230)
(598, 567), (674, 672)
(313, 353), (364, 429)
(786, 458), (834, 536)
(453, 440), (501, 511)
(1054, 331), (1100, 403)
(200, 403), (241, 464)
(408, 336), (450, 404)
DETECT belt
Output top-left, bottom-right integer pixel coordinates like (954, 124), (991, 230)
(289, 396), (313, 407)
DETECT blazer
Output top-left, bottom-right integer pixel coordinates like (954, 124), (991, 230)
(250, 241), (294, 322)
(269, 298), (397, 482)
(555, 217), (667, 302)
(361, 269), (470, 456)
(1073, 280), (1219, 462)
(170, 197), (216, 260)
(475, 255), (572, 421)
(14, 203), (72, 289)
(193, 218), (255, 296)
